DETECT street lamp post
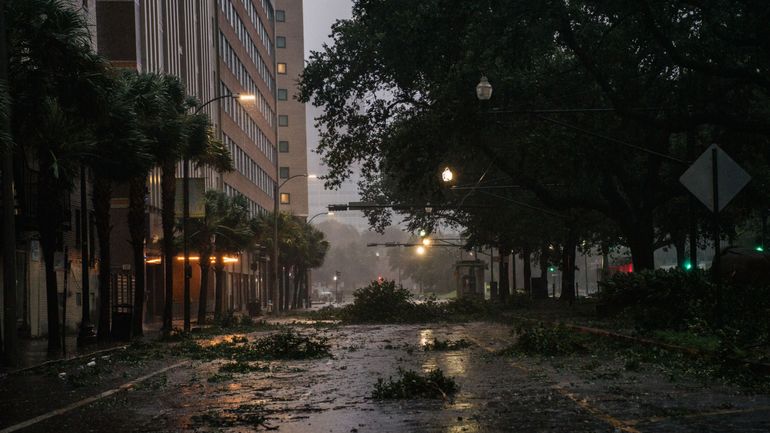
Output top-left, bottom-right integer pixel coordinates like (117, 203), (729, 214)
(184, 93), (254, 331)
(333, 271), (341, 304)
(77, 165), (96, 345)
(307, 211), (334, 224)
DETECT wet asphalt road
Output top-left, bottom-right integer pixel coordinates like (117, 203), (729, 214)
(2, 321), (770, 433)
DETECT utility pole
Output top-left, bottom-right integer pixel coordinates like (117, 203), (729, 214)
(1, 0), (19, 366)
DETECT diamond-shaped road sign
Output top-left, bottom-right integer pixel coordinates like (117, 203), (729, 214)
(679, 144), (751, 213)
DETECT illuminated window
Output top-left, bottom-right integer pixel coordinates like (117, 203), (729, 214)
(278, 115), (288, 126)
(276, 36), (286, 48)
(280, 193), (290, 204)
(277, 63), (287, 74)
(277, 88), (288, 100)
(279, 141), (289, 152)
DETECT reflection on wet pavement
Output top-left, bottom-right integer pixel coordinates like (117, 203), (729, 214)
(7, 321), (770, 433)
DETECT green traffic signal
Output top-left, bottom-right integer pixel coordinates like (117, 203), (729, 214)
(683, 259), (693, 271)
(756, 245), (765, 252)
(548, 266), (556, 272)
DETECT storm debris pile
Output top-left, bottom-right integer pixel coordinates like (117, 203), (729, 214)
(372, 368), (458, 399)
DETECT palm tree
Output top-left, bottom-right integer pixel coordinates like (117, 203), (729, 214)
(295, 223), (329, 308)
(6, 0), (110, 352)
(85, 71), (152, 341)
(122, 73), (231, 335)
(210, 194), (253, 317)
(187, 191), (250, 325)
(285, 220), (329, 309)
(121, 72), (168, 337)
(255, 212), (329, 310)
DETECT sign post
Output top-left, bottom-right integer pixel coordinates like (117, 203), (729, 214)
(680, 144), (751, 326)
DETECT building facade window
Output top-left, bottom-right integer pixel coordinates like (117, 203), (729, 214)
(277, 63), (287, 74)
(275, 9), (285, 21)
(280, 192), (290, 204)
(278, 115), (288, 126)
(276, 36), (286, 48)
(278, 140), (289, 152)
(277, 88), (288, 100)
(279, 167), (289, 179)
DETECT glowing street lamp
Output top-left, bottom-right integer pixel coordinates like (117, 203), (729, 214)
(441, 167), (454, 183)
(416, 245), (426, 255)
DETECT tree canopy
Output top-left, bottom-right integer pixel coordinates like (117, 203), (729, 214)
(299, 0), (770, 271)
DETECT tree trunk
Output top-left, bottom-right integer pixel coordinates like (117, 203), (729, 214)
(624, 218), (656, 271)
(1, 0), (19, 366)
(498, 246), (510, 302)
(128, 176), (146, 337)
(511, 253), (517, 293)
(560, 230), (577, 305)
(540, 246), (550, 298)
(38, 152), (61, 353)
(601, 242), (610, 284)
(522, 246), (532, 296)
(160, 162), (176, 334)
(197, 250), (211, 325)
(673, 235), (686, 269)
(214, 254), (224, 318)
(293, 268), (301, 309)
(279, 267), (285, 312)
(93, 177), (111, 341)
(304, 267), (310, 309)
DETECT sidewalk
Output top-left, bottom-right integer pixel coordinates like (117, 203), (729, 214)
(1, 308), (326, 375)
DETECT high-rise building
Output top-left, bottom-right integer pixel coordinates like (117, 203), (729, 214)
(94, 0), (281, 321)
(274, 0), (309, 217)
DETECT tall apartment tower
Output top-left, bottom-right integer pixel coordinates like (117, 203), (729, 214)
(216, 0), (278, 217)
(274, 0), (309, 217)
(94, 0), (280, 319)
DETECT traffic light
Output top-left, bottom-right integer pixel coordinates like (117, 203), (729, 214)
(328, 204), (348, 211)
(683, 259), (693, 271)
(547, 266), (556, 273)
(755, 245), (765, 252)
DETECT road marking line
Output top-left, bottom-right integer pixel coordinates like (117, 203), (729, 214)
(466, 335), (641, 433)
(0, 361), (187, 433)
(625, 404), (770, 426)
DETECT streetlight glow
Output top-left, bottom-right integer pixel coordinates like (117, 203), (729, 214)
(441, 167), (454, 183)
(416, 245), (426, 255)
(419, 229), (427, 237)
(476, 76), (493, 101)
(237, 93), (256, 101)
(422, 238), (432, 247)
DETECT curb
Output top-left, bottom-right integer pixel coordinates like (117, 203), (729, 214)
(0, 344), (130, 379)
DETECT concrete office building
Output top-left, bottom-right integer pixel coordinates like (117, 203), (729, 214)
(275, 0), (309, 217)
